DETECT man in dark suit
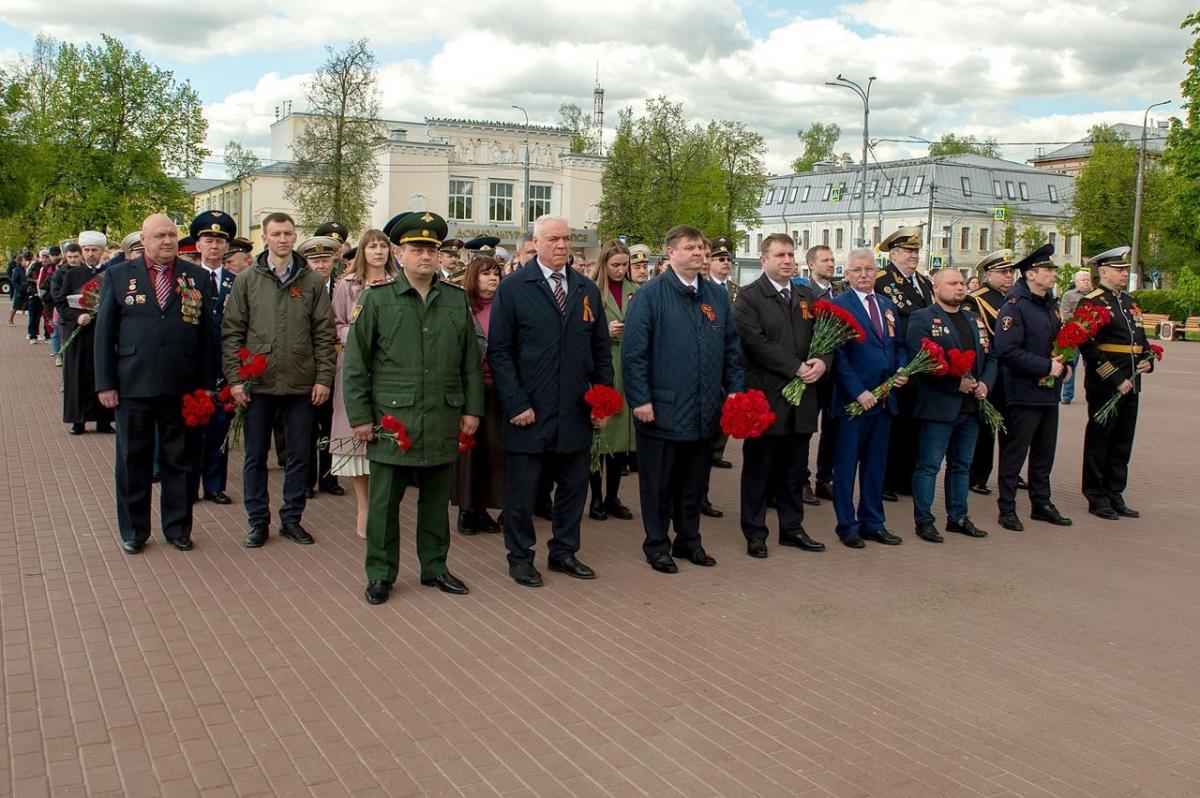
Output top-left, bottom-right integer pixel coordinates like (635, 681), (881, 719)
(906, 268), (997, 543)
(734, 233), (828, 559)
(875, 227), (932, 501)
(623, 225), (745, 573)
(831, 248), (910, 548)
(962, 250), (1016, 495)
(795, 244), (841, 503)
(488, 214), (614, 587)
(299, 235), (346, 499)
(95, 213), (214, 554)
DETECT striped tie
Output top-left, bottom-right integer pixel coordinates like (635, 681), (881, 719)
(153, 263), (171, 309)
(551, 272), (566, 314)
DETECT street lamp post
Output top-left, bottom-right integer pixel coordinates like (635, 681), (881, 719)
(1131, 100), (1170, 285)
(826, 74), (876, 248)
(512, 105), (531, 234)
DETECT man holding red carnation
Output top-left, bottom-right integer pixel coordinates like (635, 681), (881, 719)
(1076, 246), (1154, 521)
(905, 269), (997, 543)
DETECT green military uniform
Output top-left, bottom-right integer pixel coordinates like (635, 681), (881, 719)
(597, 278), (639, 455)
(341, 213), (485, 588)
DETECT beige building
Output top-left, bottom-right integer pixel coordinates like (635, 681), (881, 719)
(1028, 122), (1168, 177)
(189, 112), (606, 253)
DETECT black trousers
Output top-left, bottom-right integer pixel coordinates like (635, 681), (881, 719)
(25, 295), (43, 340)
(243, 394), (313, 527)
(1082, 392), (1138, 510)
(884, 386), (918, 494)
(636, 433), (712, 559)
(741, 432), (811, 542)
(998, 403), (1058, 514)
(308, 399), (336, 489)
(115, 395), (197, 543)
(969, 379), (1007, 486)
(502, 450), (588, 565)
(589, 453), (629, 505)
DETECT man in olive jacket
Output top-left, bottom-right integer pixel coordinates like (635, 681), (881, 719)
(342, 212), (484, 605)
(221, 212), (336, 548)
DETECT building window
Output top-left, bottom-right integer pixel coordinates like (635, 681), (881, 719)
(802, 230), (810, 250)
(979, 228), (989, 251)
(756, 233), (763, 251)
(448, 178), (473, 220)
(993, 180), (1003, 198)
(788, 186), (798, 202)
(835, 228), (844, 249)
(868, 179), (878, 197)
(1005, 181), (1016, 199)
(743, 237), (750, 254)
(527, 183), (552, 222)
(883, 179), (892, 197)
(801, 185), (811, 202)
(961, 177), (972, 196)
(1049, 232), (1057, 249)
(1019, 182), (1030, 201)
(822, 229), (830, 246)
(941, 225), (951, 248)
(1048, 185), (1059, 203)
(871, 226), (880, 245)
(765, 188), (775, 204)
(819, 183), (829, 201)
(489, 181), (513, 223)
(791, 229), (799, 242)
(852, 181), (862, 198)
(960, 227), (970, 250)
(913, 175), (926, 194)
(897, 176), (909, 195)
(1064, 234), (1072, 255)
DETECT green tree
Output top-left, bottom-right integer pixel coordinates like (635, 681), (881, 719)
(558, 102), (598, 154)
(224, 140), (261, 180)
(285, 39), (381, 234)
(791, 122), (842, 172)
(707, 120), (767, 246)
(1161, 10), (1200, 276)
(928, 133), (1000, 158)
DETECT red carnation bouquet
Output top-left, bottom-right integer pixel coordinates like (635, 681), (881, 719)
(59, 277), (103, 355)
(945, 347), (1006, 434)
(584, 384), (624, 473)
(720, 389), (776, 439)
(1039, 303), (1111, 387)
(324, 414), (413, 476)
(1093, 343), (1162, 425)
(221, 348), (269, 452)
(457, 431), (476, 454)
(181, 389), (217, 427)
(782, 299), (865, 406)
(845, 338), (949, 417)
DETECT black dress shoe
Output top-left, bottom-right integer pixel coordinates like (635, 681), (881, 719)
(168, 538), (194, 551)
(801, 484), (821, 506)
(588, 498), (607, 521)
(319, 481), (345, 496)
(881, 490), (899, 503)
(998, 512), (1024, 531)
(1016, 476), (1029, 490)
(712, 458), (733, 469)
(509, 562), (544, 587)
(364, 580), (392, 605)
(1088, 505), (1120, 521)
(533, 503), (553, 521)
(421, 572), (469, 594)
(678, 548), (717, 566)
(779, 530), (826, 551)
(1030, 504), (1072, 526)
(946, 517), (988, 537)
(1113, 505), (1139, 518)
(969, 483), (992, 496)
(915, 522), (943, 543)
(747, 539), (768, 558)
(862, 528), (903, 545)
(121, 540), (144, 554)
(203, 491), (233, 505)
(815, 481), (834, 501)
(457, 509), (484, 535)
(548, 555), (596, 579)
(69, 423), (85, 435)
(95, 423), (114, 434)
(605, 499), (634, 520)
(280, 522), (315, 544)
(647, 553), (678, 573)
(480, 510), (501, 531)
(840, 534), (865, 549)
(699, 501), (724, 518)
(244, 525), (269, 547)
(304, 487), (317, 499)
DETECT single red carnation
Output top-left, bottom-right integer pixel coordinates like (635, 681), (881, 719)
(457, 432), (476, 453)
(584, 384), (624, 420)
(238, 347), (252, 361)
(379, 415), (405, 435)
(720, 390), (776, 439)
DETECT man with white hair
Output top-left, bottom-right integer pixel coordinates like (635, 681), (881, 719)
(1057, 269), (1092, 405)
(58, 231), (115, 434)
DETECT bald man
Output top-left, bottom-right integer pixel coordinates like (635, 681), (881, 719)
(95, 213), (216, 554)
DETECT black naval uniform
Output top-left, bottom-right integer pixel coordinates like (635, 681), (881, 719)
(57, 262), (115, 428)
(875, 261), (932, 495)
(963, 283), (1007, 488)
(1077, 286), (1152, 515)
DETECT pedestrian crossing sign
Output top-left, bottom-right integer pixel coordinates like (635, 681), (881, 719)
(993, 208), (1006, 221)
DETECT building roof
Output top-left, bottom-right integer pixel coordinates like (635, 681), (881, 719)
(426, 117), (572, 136)
(757, 154), (1075, 222)
(1030, 122), (1169, 164)
(182, 178), (226, 194)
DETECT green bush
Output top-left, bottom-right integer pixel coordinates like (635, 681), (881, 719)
(1187, 331), (1200, 342)
(1131, 289), (1197, 321)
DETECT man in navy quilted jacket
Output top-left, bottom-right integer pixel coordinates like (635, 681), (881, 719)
(622, 224), (745, 574)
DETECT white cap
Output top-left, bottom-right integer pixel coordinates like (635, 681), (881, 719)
(78, 230), (108, 247)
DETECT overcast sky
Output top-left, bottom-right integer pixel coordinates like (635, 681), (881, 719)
(0, 0), (1190, 179)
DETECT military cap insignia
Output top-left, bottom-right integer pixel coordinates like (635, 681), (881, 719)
(1001, 316), (1013, 332)
(420, 213), (434, 223)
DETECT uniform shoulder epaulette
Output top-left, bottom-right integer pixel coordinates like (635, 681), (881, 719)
(1006, 294), (1024, 304)
(875, 269), (888, 280)
(970, 287), (988, 298)
(1085, 289), (1104, 299)
(365, 276), (396, 288)
(440, 280), (465, 291)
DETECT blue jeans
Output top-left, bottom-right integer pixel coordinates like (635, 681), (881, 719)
(50, 319), (61, 355)
(1061, 353), (1079, 402)
(912, 412), (980, 525)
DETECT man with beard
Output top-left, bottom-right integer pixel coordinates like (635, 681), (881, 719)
(58, 233), (115, 434)
(796, 244), (840, 504)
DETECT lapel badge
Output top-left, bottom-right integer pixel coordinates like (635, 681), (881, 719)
(125, 296), (134, 305)
(135, 295), (146, 304)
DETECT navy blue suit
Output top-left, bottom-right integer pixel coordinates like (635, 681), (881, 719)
(830, 289), (907, 538)
(488, 258), (613, 565)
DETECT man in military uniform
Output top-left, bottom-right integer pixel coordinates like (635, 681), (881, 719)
(298, 235), (347, 499)
(342, 212), (485, 605)
(314, 221), (350, 259)
(439, 238), (465, 280)
(963, 249), (1016, 495)
(462, 236), (499, 278)
(704, 234), (739, 479)
(875, 227), (932, 500)
(992, 243), (1072, 531)
(1076, 246), (1154, 520)
(222, 237), (253, 275)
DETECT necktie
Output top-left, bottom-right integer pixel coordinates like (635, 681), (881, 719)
(780, 287), (791, 304)
(866, 293), (884, 338)
(551, 272), (566, 314)
(153, 263), (171, 309)
(208, 269), (218, 298)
